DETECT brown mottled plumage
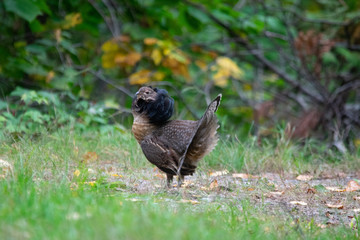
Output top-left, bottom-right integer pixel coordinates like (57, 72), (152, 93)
(132, 86), (221, 187)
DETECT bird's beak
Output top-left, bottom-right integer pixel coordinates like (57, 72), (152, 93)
(135, 91), (140, 99)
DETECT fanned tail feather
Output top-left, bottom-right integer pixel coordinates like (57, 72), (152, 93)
(177, 94), (222, 175)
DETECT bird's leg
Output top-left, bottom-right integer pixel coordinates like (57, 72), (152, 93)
(177, 174), (184, 187)
(166, 174), (174, 188)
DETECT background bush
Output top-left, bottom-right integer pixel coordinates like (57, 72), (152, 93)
(1, 0), (360, 151)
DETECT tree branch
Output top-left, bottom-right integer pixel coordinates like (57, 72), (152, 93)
(184, 0), (324, 104)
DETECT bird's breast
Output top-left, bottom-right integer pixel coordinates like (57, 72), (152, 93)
(132, 121), (157, 143)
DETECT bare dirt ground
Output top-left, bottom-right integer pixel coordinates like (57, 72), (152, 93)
(92, 161), (360, 228)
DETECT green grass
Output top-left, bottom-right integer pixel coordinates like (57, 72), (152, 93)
(0, 176), (357, 240)
(0, 129), (359, 239)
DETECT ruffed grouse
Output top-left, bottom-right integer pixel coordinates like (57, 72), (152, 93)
(131, 86), (221, 186)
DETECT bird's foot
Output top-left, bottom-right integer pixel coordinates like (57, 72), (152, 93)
(166, 174), (174, 188)
(177, 175), (184, 188)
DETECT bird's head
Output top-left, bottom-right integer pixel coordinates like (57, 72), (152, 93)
(132, 86), (174, 124)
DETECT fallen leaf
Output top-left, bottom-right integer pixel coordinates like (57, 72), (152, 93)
(0, 159), (13, 178)
(210, 170), (229, 177)
(290, 201), (307, 206)
(325, 186), (345, 192)
(73, 169), (80, 177)
(154, 173), (165, 179)
(325, 211), (333, 218)
(82, 152), (98, 163)
(247, 187), (255, 191)
(111, 173), (123, 178)
(178, 199), (200, 205)
(353, 196), (360, 201)
(296, 174), (313, 181)
(182, 180), (194, 188)
(232, 173), (258, 179)
(317, 224), (327, 229)
(209, 179), (218, 189)
(326, 203), (344, 209)
(307, 188), (316, 194)
(346, 180), (360, 192)
(269, 191), (284, 195)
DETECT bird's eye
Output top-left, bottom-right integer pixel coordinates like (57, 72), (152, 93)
(145, 91), (150, 94)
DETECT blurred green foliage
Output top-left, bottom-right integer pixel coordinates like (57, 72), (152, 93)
(0, 0), (360, 147)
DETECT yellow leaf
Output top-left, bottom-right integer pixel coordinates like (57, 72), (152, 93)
(163, 48), (171, 56)
(213, 68), (229, 87)
(115, 52), (141, 67)
(163, 57), (190, 80)
(111, 174), (123, 178)
(354, 139), (360, 148)
(101, 52), (117, 69)
(73, 169), (80, 177)
(55, 29), (62, 43)
(114, 53), (126, 65)
(151, 49), (162, 65)
(126, 52), (142, 66)
(215, 57), (244, 79)
(144, 38), (158, 45)
(195, 60), (207, 70)
(101, 40), (119, 53)
(84, 181), (96, 186)
(129, 69), (151, 85)
(63, 13), (82, 29)
(46, 71), (55, 83)
(152, 71), (165, 81)
(243, 83), (252, 91)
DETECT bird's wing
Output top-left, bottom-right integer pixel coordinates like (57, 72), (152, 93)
(140, 135), (180, 175)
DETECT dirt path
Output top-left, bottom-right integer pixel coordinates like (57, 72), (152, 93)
(96, 163), (360, 228)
